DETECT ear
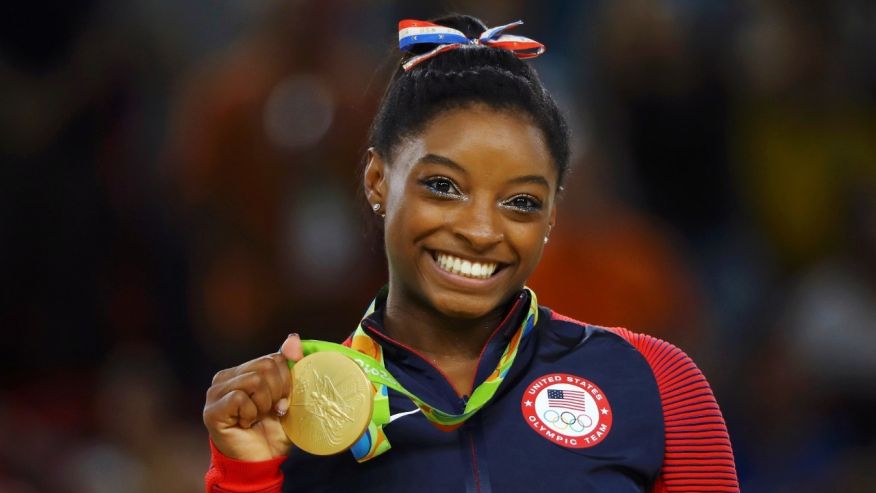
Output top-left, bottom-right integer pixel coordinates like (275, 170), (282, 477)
(363, 147), (388, 208)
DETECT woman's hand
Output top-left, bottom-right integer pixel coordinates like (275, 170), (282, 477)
(204, 333), (304, 461)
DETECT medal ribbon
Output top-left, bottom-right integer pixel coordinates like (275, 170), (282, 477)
(292, 288), (539, 462)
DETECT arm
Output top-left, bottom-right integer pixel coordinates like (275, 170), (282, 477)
(607, 328), (740, 493)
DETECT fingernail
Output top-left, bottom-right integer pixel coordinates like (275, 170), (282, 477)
(280, 333), (299, 352)
(275, 398), (289, 416)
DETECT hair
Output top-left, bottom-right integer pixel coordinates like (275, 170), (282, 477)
(368, 14), (571, 187)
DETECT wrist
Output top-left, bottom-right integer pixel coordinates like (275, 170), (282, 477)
(206, 438), (286, 492)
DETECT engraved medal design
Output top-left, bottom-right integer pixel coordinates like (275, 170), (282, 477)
(282, 352), (373, 455)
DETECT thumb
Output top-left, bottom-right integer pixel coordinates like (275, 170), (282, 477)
(280, 333), (304, 362)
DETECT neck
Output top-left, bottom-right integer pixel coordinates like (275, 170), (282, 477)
(381, 288), (512, 363)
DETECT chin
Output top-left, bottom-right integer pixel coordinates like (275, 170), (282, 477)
(427, 289), (506, 320)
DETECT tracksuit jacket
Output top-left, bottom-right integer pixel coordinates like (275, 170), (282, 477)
(205, 289), (740, 492)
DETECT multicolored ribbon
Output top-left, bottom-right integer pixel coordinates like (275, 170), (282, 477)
(293, 288), (539, 462)
(398, 19), (546, 71)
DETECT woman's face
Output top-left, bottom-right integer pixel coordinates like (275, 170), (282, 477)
(365, 104), (558, 319)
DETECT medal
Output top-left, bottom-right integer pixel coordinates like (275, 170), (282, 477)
(281, 352), (373, 455)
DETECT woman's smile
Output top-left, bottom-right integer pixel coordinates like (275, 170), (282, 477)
(423, 248), (511, 290)
(431, 250), (503, 279)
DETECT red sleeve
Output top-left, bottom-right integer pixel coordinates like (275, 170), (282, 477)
(607, 327), (740, 493)
(204, 439), (286, 493)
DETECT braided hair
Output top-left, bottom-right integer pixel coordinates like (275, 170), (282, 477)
(369, 14), (570, 187)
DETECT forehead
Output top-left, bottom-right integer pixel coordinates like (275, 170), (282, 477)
(392, 105), (557, 184)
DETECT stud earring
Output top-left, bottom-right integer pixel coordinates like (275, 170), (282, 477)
(372, 203), (381, 212)
(544, 236), (549, 245)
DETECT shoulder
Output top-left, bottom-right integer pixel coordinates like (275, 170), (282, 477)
(546, 308), (707, 390)
(544, 308), (740, 492)
(544, 308), (726, 430)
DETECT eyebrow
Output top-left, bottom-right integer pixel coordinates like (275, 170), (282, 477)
(508, 174), (550, 189)
(416, 153), (467, 174)
(416, 153), (550, 189)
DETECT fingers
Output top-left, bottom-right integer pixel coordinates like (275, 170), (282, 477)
(204, 333), (305, 434)
(205, 351), (293, 431)
(204, 387), (255, 430)
(210, 354), (290, 398)
(223, 389), (260, 428)
(261, 353), (291, 416)
(280, 333), (304, 362)
(276, 333), (303, 416)
(212, 371), (274, 416)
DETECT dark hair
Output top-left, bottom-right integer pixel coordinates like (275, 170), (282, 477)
(368, 14), (570, 187)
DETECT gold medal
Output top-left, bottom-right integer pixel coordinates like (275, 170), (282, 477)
(281, 351), (373, 455)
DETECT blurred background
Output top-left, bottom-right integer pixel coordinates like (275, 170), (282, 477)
(1, 0), (874, 491)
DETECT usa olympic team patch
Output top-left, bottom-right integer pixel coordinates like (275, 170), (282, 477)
(521, 373), (613, 448)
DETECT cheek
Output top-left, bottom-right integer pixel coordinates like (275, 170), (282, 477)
(509, 223), (548, 266)
(385, 194), (443, 252)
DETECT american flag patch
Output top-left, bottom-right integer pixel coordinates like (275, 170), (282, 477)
(547, 389), (587, 411)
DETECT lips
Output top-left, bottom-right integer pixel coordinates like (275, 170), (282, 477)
(430, 250), (506, 280)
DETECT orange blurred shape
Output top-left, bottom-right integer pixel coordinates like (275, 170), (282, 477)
(529, 207), (702, 339)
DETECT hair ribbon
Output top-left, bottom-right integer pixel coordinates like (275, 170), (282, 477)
(398, 19), (545, 71)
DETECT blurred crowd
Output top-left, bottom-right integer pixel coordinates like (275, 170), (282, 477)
(1, 0), (874, 491)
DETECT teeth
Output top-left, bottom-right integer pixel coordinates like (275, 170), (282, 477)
(433, 252), (498, 280)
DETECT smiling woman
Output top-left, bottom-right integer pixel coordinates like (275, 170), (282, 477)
(202, 14), (739, 493)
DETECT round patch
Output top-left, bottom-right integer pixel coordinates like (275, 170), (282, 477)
(521, 373), (613, 448)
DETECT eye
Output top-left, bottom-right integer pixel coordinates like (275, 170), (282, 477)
(420, 176), (462, 197)
(503, 194), (543, 213)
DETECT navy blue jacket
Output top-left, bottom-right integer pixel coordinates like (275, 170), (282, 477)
(206, 290), (739, 492)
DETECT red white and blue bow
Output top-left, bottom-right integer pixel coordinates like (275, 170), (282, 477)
(398, 19), (546, 71)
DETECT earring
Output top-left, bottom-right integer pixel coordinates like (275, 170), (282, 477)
(372, 203), (385, 218)
(544, 236), (549, 245)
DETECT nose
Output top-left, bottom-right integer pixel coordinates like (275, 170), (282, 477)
(451, 197), (504, 252)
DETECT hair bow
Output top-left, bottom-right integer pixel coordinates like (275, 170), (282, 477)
(398, 19), (546, 71)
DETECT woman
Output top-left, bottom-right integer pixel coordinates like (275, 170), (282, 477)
(203, 15), (739, 492)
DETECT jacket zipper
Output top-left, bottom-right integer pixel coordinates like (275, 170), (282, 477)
(466, 425), (482, 493)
